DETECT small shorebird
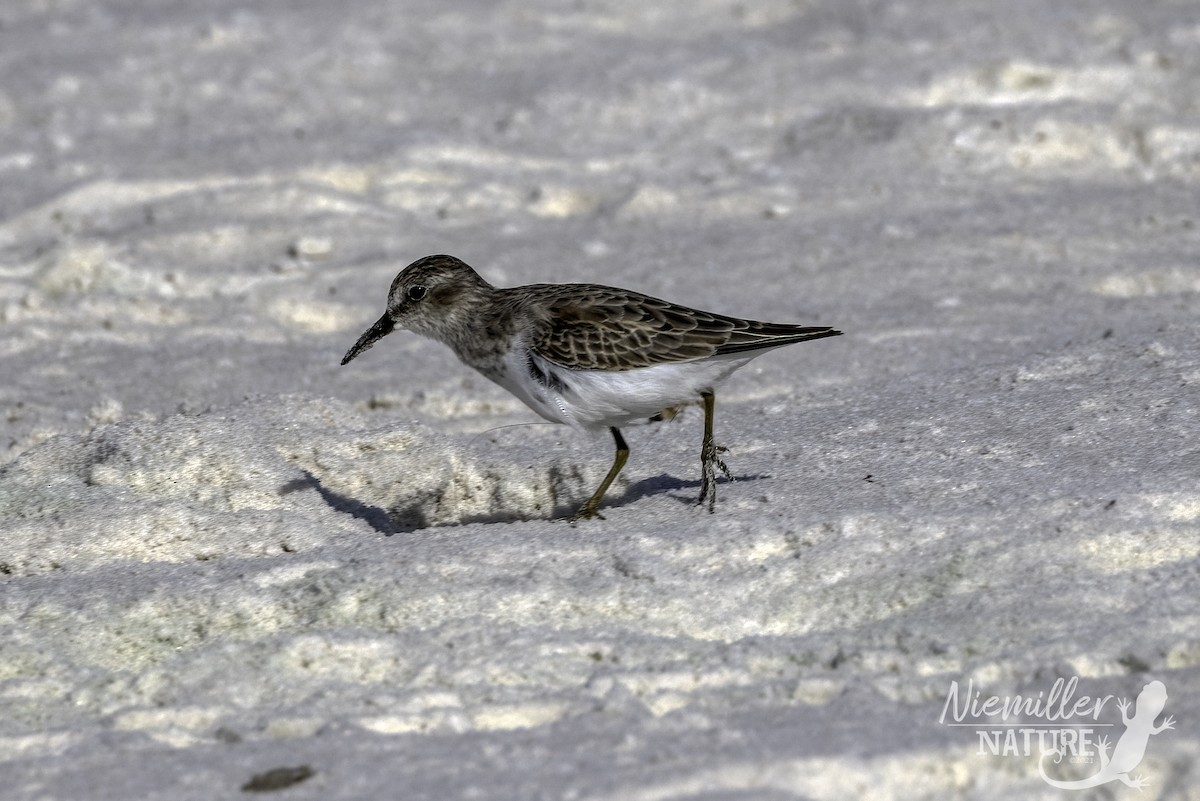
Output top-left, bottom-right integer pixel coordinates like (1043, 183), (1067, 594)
(341, 254), (841, 520)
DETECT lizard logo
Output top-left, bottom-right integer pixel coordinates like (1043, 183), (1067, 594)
(1038, 680), (1174, 791)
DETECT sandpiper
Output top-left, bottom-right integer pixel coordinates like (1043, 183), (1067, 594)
(341, 254), (841, 520)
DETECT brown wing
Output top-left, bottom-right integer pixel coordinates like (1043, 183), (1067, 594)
(526, 284), (840, 372)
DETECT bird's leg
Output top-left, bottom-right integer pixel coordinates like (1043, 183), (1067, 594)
(698, 391), (732, 513)
(571, 427), (629, 522)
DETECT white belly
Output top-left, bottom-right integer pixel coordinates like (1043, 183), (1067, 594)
(484, 347), (757, 430)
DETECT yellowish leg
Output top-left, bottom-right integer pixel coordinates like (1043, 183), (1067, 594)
(571, 427), (629, 521)
(698, 391), (731, 513)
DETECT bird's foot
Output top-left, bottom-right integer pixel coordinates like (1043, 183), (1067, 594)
(569, 501), (605, 523)
(698, 439), (732, 513)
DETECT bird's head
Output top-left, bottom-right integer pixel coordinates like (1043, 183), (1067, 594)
(341, 254), (492, 365)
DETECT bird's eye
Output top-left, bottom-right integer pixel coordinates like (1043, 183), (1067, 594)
(407, 285), (428, 302)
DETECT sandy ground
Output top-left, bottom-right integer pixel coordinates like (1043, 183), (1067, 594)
(1, 0), (1198, 798)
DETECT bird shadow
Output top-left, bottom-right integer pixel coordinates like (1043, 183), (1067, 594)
(281, 470), (571, 534)
(616, 471), (769, 509)
(281, 471), (397, 535)
(285, 469), (769, 534)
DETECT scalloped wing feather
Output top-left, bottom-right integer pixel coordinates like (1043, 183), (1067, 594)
(525, 285), (839, 371)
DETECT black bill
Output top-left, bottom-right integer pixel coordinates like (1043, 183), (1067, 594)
(340, 313), (395, 365)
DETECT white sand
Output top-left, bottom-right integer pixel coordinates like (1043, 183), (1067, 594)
(1, 0), (1197, 798)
